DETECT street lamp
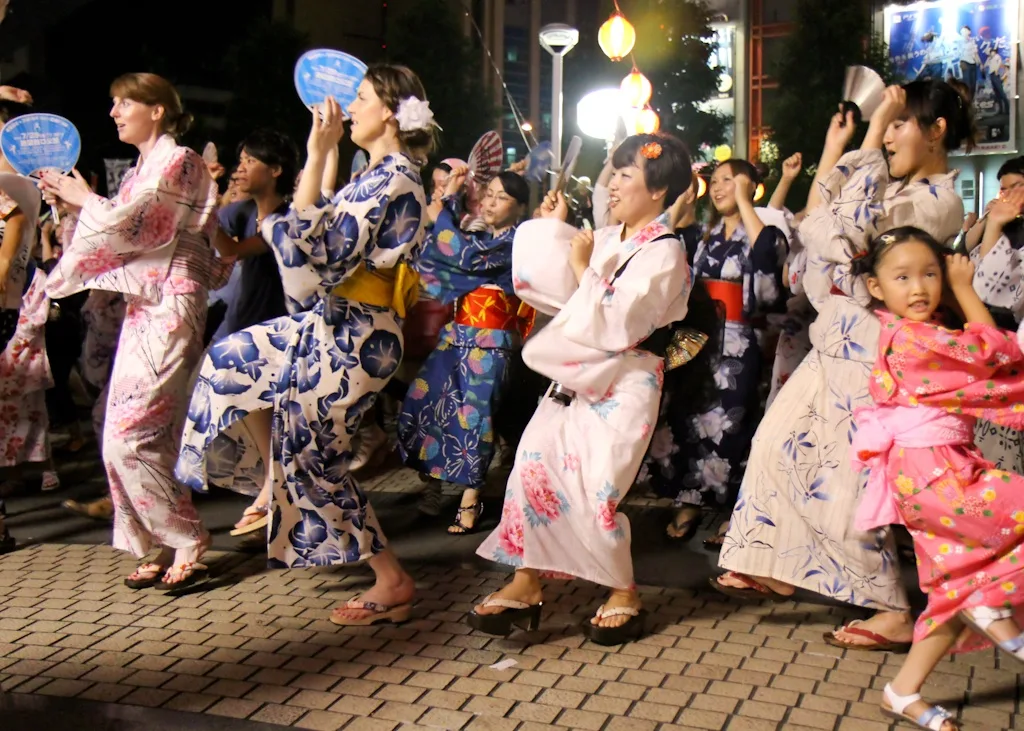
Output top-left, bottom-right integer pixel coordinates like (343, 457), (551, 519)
(539, 23), (579, 170)
(577, 88), (624, 142)
(520, 121), (533, 132)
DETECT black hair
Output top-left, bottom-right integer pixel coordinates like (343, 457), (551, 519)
(852, 225), (946, 278)
(611, 133), (692, 210)
(997, 156), (1024, 180)
(436, 162), (453, 174)
(901, 78), (978, 153)
(704, 158), (762, 240)
(494, 170), (529, 207)
(237, 128), (299, 196)
(0, 101), (30, 124)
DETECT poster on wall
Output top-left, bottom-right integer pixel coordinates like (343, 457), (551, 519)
(884, 0), (1018, 155)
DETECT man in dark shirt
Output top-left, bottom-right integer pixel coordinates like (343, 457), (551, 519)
(212, 129), (299, 340)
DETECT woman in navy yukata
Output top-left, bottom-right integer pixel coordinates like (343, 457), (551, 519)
(398, 168), (532, 534)
(656, 159), (782, 544)
(176, 65), (436, 626)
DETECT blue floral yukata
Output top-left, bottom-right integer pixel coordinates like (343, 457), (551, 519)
(175, 154), (427, 568)
(397, 198), (527, 488)
(648, 221), (782, 508)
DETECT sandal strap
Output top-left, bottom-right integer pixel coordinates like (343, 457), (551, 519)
(130, 562), (166, 578)
(917, 705), (954, 730)
(243, 504), (270, 517)
(343, 598), (392, 613)
(883, 683), (923, 715)
(594, 604), (640, 619)
(964, 605), (1012, 630)
(164, 561), (208, 578)
(480, 594), (530, 610)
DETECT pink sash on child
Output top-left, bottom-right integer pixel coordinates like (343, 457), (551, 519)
(851, 404), (974, 532)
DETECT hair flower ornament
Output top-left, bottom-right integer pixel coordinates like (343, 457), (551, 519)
(640, 141), (662, 160)
(396, 97), (441, 132)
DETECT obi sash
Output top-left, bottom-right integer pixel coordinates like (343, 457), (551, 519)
(704, 279), (745, 323)
(454, 286), (536, 339)
(851, 404), (974, 532)
(332, 263), (420, 318)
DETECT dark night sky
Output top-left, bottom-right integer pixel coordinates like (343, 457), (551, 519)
(20, 0), (276, 176)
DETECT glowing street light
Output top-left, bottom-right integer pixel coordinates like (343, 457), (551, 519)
(577, 88), (625, 141)
(520, 121), (533, 132)
(539, 23), (580, 169)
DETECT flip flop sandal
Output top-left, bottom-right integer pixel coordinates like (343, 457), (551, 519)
(881, 683), (960, 730)
(959, 606), (1024, 668)
(125, 562), (170, 590)
(155, 562), (210, 592)
(448, 501), (483, 535)
(665, 511), (700, 542)
(230, 504), (269, 536)
(63, 497), (114, 521)
(709, 572), (793, 602)
(329, 596), (413, 627)
(822, 619), (912, 653)
(703, 523), (729, 552)
(236, 532), (266, 554)
(582, 604), (648, 646)
(467, 594), (543, 636)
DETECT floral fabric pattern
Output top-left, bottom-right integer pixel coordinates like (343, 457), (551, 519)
(175, 153), (427, 568)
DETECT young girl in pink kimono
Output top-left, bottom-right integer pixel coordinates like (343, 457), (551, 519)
(40, 73), (226, 590)
(468, 134), (713, 645)
(854, 227), (1024, 731)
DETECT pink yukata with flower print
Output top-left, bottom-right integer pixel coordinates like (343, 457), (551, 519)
(476, 216), (691, 589)
(853, 312), (1024, 653)
(45, 134), (229, 557)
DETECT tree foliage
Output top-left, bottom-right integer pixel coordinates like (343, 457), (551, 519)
(385, 0), (496, 161)
(627, 0), (730, 158)
(763, 0), (895, 204)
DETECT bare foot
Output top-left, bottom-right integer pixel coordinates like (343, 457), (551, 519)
(832, 611), (913, 647)
(717, 571), (795, 596)
(234, 501), (269, 531)
(666, 506), (700, 539)
(592, 588), (642, 628)
(331, 572), (416, 622)
(474, 574), (543, 615)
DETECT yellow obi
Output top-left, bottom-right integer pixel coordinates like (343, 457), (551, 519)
(331, 262), (420, 318)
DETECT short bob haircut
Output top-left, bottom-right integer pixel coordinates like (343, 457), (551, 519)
(611, 133), (692, 210)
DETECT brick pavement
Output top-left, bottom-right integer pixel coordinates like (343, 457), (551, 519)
(1, 506), (1021, 731)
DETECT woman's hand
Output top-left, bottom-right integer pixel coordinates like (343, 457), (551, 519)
(870, 86), (907, 132)
(781, 152), (803, 181)
(945, 253), (975, 291)
(444, 164), (469, 198)
(732, 173), (753, 202)
(206, 161), (226, 181)
(0, 86), (31, 105)
(824, 108), (857, 153)
(306, 96), (346, 161)
(539, 190), (569, 221)
(988, 188), (1024, 227)
(569, 228), (594, 273)
(38, 169), (91, 211)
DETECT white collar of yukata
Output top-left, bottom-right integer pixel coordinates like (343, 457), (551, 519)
(708, 218), (748, 242)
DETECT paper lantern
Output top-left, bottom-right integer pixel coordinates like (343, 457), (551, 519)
(620, 68), (652, 108)
(599, 12), (636, 61)
(713, 144), (732, 162)
(754, 183), (765, 202)
(633, 106), (660, 135)
(696, 176), (707, 198)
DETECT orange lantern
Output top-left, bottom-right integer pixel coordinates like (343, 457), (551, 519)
(696, 176), (707, 198)
(598, 11), (636, 61)
(754, 183), (765, 202)
(620, 66), (652, 108)
(632, 106), (660, 134)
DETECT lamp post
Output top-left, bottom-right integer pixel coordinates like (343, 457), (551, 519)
(539, 23), (579, 170)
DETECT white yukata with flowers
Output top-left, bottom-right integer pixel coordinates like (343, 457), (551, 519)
(476, 216), (691, 589)
(45, 134), (226, 557)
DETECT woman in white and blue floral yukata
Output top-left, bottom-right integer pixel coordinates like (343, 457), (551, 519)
(176, 65), (435, 626)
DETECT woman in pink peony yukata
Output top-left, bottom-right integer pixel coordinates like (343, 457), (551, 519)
(468, 134), (718, 645)
(40, 73), (228, 590)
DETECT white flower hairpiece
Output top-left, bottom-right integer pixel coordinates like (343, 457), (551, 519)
(396, 96), (441, 132)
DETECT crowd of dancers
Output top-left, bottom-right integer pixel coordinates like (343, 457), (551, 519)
(0, 61), (1020, 731)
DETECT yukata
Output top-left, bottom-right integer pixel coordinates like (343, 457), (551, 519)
(854, 314), (1024, 653)
(719, 148), (963, 610)
(476, 216), (691, 589)
(0, 175), (52, 471)
(398, 198), (531, 487)
(654, 220), (781, 509)
(79, 291), (126, 442)
(175, 153), (427, 568)
(969, 229), (1024, 473)
(45, 134), (224, 557)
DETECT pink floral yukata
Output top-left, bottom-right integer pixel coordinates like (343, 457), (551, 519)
(45, 134), (227, 557)
(853, 312), (1024, 652)
(476, 217), (691, 589)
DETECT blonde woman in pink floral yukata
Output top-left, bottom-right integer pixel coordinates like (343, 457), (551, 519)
(40, 73), (229, 591)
